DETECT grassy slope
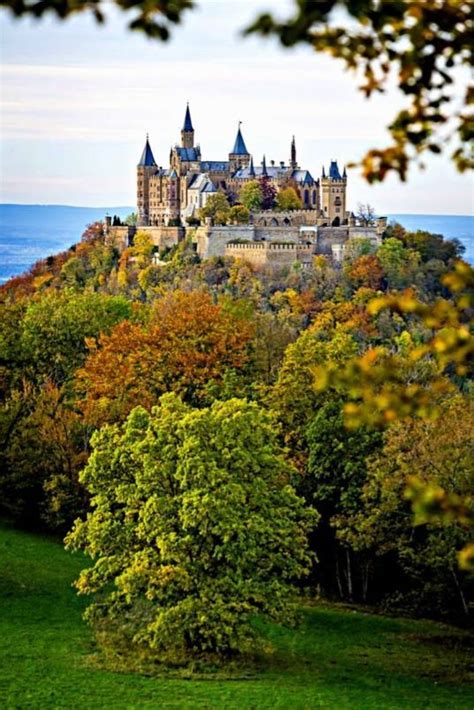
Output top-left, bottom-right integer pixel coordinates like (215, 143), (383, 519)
(1, 523), (472, 710)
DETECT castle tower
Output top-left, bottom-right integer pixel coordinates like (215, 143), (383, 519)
(320, 160), (347, 226)
(137, 135), (157, 226)
(166, 168), (180, 224)
(290, 136), (297, 169)
(229, 122), (250, 173)
(181, 103), (194, 149)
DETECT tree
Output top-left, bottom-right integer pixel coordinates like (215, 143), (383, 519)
(131, 230), (155, 268)
(76, 290), (254, 426)
(276, 187), (302, 211)
(356, 203), (376, 227)
(268, 318), (359, 457)
(305, 400), (382, 600)
(0, 380), (88, 530)
(346, 254), (385, 291)
(336, 396), (473, 616)
(20, 292), (133, 385)
(239, 180), (262, 211)
(124, 212), (138, 226)
(230, 204), (250, 224)
(198, 193), (231, 224)
(247, 1), (473, 181)
(376, 238), (418, 290)
(313, 262), (474, 567)
(66, 395), (315, 661)
(258, 176), (277, 210)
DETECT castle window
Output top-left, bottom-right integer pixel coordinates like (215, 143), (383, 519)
(304, 189), (309, 204)
(312, 191), (316, 204)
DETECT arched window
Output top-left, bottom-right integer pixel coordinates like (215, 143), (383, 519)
(304, 189), (309, 204)
(332, 216), (340, 226)
(312, 191), (316, 204)
(271, 218), (279, 226)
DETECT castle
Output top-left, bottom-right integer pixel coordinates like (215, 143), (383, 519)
(105, 105), (386, 266)
(137, 104), (348, 228)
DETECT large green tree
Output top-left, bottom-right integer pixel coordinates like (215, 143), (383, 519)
(66, 395), (315, 660)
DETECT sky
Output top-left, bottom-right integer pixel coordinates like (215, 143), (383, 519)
(0, 0), (473, 215)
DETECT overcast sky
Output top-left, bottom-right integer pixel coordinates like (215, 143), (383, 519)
(1, 0), (473, 214)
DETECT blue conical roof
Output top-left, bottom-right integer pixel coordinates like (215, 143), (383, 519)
(329, 160), (341, 179)
(138, 137), (156, 167)
(231, 125), (249, 155)
(183, 104), (194, 132)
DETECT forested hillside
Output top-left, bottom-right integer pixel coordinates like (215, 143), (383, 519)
(0, 220), (472, 669)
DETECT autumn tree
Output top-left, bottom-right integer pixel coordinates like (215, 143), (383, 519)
(230, 204), (250, 224)
(336, 396), (473, 616)
(258, 176), (277, 210)
(247, 1), (473, 181)
(198, 193), (231, 224)
(346, 254), (385, 291)
(0, 381), (88, 529)
(239, 180), (262, 211)
(76, 290), (254, 427)
(276, 187), (302, 211)
(131, 230), (155, 268)
(66, 395), (315, 661)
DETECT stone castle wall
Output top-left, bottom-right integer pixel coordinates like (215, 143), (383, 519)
(251, 209), (320, 227)
(225, 242), (314, 269)
(105, 224), (184, 251)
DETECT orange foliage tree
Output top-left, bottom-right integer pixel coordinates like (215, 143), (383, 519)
(346, 254), (385, 291)
(76, 290), (254, 427)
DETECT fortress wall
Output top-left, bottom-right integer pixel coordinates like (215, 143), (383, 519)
(194, 225), (256, 258)
(225, 242), (314, 269)
(252, 209), (320, 227)
(104, 226), (131, 251)
(316, 227), (351, 255)
(104, 225), (183, 251)
(254, 226), (301, 242)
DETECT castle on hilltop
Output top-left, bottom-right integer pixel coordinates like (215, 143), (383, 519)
(105, 105), (386, 266)
(137, 104), (348, 228)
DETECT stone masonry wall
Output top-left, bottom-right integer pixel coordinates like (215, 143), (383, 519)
(225, 242), (314, 269)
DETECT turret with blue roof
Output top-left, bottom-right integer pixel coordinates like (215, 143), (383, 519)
(138, 135), (156, 167)
(229, 121), (251, 173)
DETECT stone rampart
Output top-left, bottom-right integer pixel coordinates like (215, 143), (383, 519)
(225, 242), (314, 269)
(105, 224), (184, 251)
(252, 209), (320, 227)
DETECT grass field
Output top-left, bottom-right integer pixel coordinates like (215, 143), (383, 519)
(1, 522), (473, 709)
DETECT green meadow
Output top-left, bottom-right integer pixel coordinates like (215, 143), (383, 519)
(1, 522), (472, 709)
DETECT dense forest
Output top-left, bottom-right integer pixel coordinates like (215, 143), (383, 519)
(0, 221), (472, 664)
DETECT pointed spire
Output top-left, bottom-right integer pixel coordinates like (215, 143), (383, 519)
(249, 155), (255, 177)
(329, 160), (342, 179)
(262, 154), (267, 176)
(183, 103), (194, 132)
(322, 165), (326, 178)
(291, 135), (297, 167)
(138, 135), (156, 167)
(343, 165), (347, 178)
(231, 121), (249, 155)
